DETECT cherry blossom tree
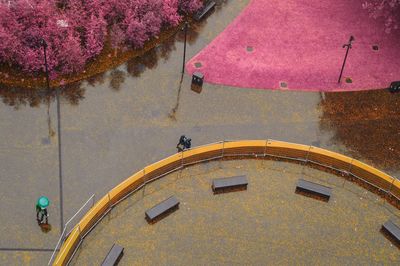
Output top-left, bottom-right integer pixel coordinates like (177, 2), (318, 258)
(0, 0), (203, 78)
(179, 0), (203, 14)
(363, 0), (400, 33)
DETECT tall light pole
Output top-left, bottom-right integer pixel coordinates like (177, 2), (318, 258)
(338, 36), (355, 84)
(181, 21), (189, 74)
(40, 39), (50, 91)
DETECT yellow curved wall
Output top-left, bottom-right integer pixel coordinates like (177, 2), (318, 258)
(53, 140), (400, 265)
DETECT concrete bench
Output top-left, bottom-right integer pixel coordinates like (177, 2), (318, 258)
(212, 175), (248, 194)
(194, 1), (216, 21)
(145, 196), (180, 223)
(296, 179), (332, 201)
(101, 244), (124, 266)
(382, 220), (400, 245)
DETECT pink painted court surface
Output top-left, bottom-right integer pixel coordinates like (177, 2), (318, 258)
(186, 0), (400, 92)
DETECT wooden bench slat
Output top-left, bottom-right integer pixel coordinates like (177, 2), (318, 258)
(101, 244), (124, 266)
(296, 179), (332, 199)
(145, 196), (179, 221)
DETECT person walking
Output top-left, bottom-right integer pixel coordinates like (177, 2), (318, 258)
(36, 196), (50, 225)
(176, 135), (192, 152)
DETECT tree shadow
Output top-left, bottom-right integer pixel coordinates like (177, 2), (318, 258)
(126, 36), (177, 78)
(175, 22), (201, 45)
(0, 81), (85, 109)
(109, 69), (126, 91)
(86, 72), (106, 87)
(0, 18), (203, 108)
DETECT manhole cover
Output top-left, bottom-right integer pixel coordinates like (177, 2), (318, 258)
(194, 62), (202, 68)
(345, 77), (353, 83)
(246, 46), (254, 52)
(372, 45), (379, 51)
(280, 81), (288, 88)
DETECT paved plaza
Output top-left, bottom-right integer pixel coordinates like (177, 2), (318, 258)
(0, 0), (399, 264)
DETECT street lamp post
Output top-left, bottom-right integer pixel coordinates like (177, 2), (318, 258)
(40, 39), (50, 91)
(338, 36), (355, 84)
(182, 21), (189, 74)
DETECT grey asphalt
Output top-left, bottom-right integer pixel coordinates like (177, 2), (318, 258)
(0, 0), (399, 264)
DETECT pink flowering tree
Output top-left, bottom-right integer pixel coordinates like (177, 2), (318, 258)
(163, 0), (181, 26)
(178, 0), (203, 14)
(0, 0), (202, 79)
(363, 0), (400, 33)
(105, 0), (202, 49)
(0, 0), (107, 78)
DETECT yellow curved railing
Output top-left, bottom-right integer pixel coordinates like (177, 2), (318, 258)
(53, 140), (400, 265)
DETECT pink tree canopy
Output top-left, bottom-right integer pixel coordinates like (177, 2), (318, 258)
(0, 0), (202, 79)
(363, 0), (400, 33)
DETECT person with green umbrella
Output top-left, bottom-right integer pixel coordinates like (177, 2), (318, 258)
(36, 196), (49, 225)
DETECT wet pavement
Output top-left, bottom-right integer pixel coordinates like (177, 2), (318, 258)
(0, 0), (399, 264)
(71, 160), (400, 265)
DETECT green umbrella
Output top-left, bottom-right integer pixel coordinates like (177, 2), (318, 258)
(37, 196), (50, 209)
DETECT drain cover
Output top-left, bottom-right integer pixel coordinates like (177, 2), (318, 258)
(194, 62), (202, 68)
(372, 45), (379, 51)
(345, 77), (353, 83)
(246, 46), (254, 52)
(280, 81), (288, 88)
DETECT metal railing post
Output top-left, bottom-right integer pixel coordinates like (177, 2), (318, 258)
(221, 140), (225, 158)
(142, 169), (146, 197)
(181, 150), (184, 168)
(300, 146), (312, 179)
(264, 140), (268, 157)
(342, 158), (354, 187)
(92, 194), (95, 208)
(78, 225), (83, 241)
(107, 193), (111, 207)
(347, 159), (354, 175)
(304, 146), (311, 164)
(388, 177), (396, 195)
